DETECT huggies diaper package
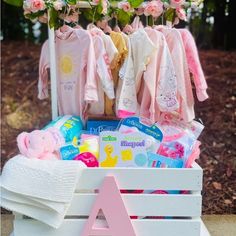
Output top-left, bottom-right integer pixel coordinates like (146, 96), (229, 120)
(43, 115), (83, 143)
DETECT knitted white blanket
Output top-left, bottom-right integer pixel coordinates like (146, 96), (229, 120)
(0, 155), (86, 228)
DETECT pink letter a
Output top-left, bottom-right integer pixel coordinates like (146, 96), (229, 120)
(81, 176), (136, 236)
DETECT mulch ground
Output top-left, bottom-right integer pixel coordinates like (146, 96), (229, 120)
(1, 41), (236, 215)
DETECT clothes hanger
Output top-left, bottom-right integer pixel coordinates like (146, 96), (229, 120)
(121, 12), (135, 34)
(122, 24), (133, 34)
(87, 16), (97, 30)
(131, 16), (141, 31)
(95, 15), (112, 34)
(87, 9), (105, 36)
(89, 6), (98, 29)
(72, 16), (81, 29)
(60, 6), (78, 32)
(71, 7), (83, 29)
(152, 8), (171, 30)
(60, 7), (69, 31)
(96, 19), (107, 29)
(87, 23), (96, 30)
(102, 17), (112, 34)
(139, 21), (144, 29)
(114, 25), (121, 33)
(103, 24), (112, 34)
(166, 20), (173, 28)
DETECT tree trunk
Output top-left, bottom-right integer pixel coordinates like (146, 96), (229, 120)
(1, 3), (25, 41)
(198, 0), (209, 48)
(212, 0), (226, 49)
(226, 0), (236, 49)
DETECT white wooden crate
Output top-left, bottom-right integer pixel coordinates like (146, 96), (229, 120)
(13, 162), (210, 236)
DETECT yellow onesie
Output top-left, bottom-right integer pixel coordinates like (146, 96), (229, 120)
(105, 31), (128, 116)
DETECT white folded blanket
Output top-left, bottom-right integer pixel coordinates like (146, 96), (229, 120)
(0, 155), (86, 228)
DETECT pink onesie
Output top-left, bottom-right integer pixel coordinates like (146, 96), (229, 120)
(88, 26), (118, 65)
(156, 26), (195, 122)
(139, 28), (179, 123)
(38, 26), (98, 119)
(178, 29), (209, 101)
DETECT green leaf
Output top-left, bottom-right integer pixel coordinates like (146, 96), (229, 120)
(82, 9), (94, 22)
(65, 0), (77, 5)
(24, 10), (45, 20)
(24, 14), (36, 20)
(97, 3), (103, 15)
(82, 8), (103, 22)
(128, 0), (143, 8)
(49, 8), (59, 29)
(3, 0), (23, 7)
(165, 8), (175, 22)
(117, 9), (131, 26)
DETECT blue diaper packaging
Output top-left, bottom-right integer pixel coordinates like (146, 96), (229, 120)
(86, 119), (120, 135)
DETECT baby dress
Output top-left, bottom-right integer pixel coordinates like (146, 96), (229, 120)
(38, 26), (98, 119)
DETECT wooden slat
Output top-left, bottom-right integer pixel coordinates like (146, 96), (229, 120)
(75, 165), (203, 191)
(192, 162), (202, 169)
(133, 218), (201, 236)
(200, 220), (211, 236)
(14, 218), (201, 236)
(68, 193), (202, 217)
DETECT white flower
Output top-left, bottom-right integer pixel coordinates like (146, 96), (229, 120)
(191, 2), (199, 9)
(23, 0), (46, 13)
(23, 0), (31, 10)
(53, 0), (65, 11)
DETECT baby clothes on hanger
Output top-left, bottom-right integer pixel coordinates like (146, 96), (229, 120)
(156, 26), (195, 122)
(38, 39), (50, 100)
(38, 21), (207, 121)
(115, 32), (130, 114)
(121, 32), (129, 47)
(118, 33), (130, 81)
(91, 33), (114, 99)
(87, 26), (118, 115)
(117, 28), (157, 118)
(87, 32), (114, 115)
(131, 16), (143, 31)
(104, 31), (128, 116)
(38, 26), (98, 119)
(139, 28), (179, 123)
(89, 26), (118, 64)
(178, 29), (209, 101)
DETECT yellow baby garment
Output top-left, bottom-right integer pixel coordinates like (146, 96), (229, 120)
(105, 31), (128, 116)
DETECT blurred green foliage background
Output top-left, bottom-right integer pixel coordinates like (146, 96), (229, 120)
(1, 0), (236, 49)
